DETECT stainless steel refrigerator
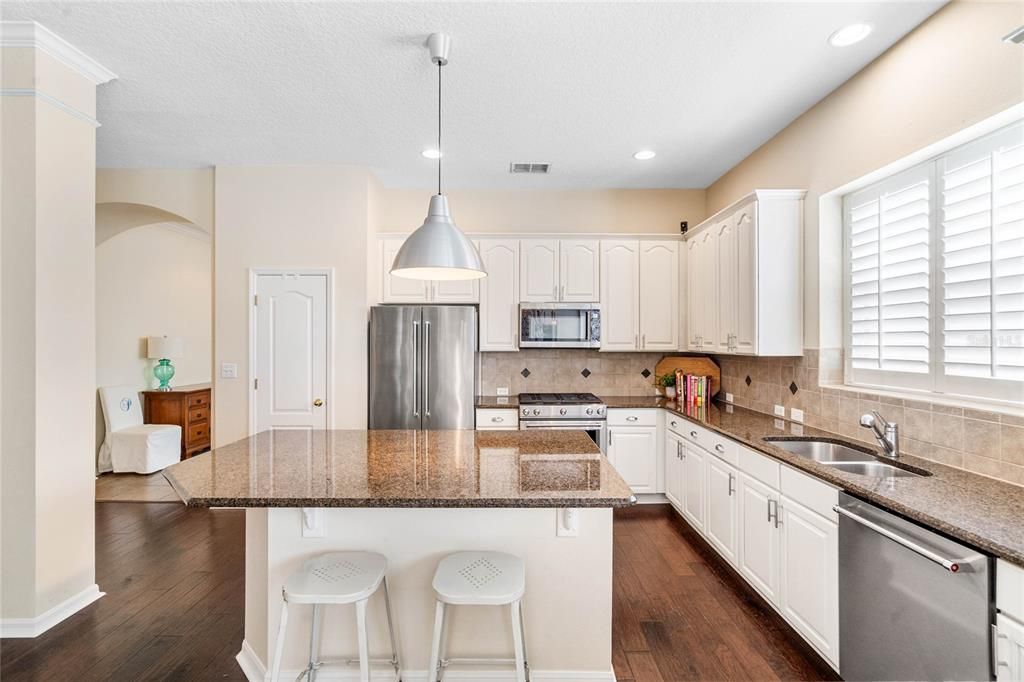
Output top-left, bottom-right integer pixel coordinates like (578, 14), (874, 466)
(368, 305), (477, 430)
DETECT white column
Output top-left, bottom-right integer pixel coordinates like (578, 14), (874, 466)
(0, 21), (115, 637)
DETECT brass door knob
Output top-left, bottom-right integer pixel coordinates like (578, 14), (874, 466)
(313, 398), (324, 407)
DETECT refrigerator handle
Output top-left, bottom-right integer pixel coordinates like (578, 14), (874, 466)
(412, 320), (420, 417)
(423, 320), (431, 417)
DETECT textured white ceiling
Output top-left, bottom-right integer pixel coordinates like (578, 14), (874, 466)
(3, 1), (944, 189)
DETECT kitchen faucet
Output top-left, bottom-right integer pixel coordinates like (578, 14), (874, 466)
(860, 411), (900, 459)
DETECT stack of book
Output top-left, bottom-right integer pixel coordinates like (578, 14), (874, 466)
(675, 369), (711, 406)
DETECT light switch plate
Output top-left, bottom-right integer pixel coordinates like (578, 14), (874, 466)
(724, 392), (734, 403)
(221, 363), (237, 379)
(791, 408), (804, 423)
(773, 404), (786, 417)
(556, 508), (579, 537)
(792, 424), (804, 436)
(496, 387), (509, 396)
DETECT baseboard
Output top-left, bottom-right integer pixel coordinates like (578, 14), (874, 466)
(0, 584), (104, 638)
(236, 639), (615, 681)
(632, 493), (669, 505)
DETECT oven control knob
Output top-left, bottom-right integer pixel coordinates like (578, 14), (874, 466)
(532, 408), (541, 416)
(559, 408), (567, 416)
(597, 406), (605, 415)
(522, 408), (530, 416)
(586, 407), (594, 416)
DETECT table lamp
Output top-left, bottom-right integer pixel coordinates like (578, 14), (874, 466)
(147, 336), (183, 391)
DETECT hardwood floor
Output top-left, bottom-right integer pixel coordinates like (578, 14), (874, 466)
(96, 471), (180, 502)
(0, 503), (837, 682)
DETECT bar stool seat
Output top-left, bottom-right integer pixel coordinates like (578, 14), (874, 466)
(428, 551), (529, 682)
(271, 551), (401, 682)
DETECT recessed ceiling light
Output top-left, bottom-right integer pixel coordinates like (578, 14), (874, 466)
(633, 150), (656, 160)
(829, 23), (873, 47)
(421, 148), (443, 159)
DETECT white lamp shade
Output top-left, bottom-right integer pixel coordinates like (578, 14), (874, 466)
(147, 336), (183, 359)
(390, 195), (486, 280)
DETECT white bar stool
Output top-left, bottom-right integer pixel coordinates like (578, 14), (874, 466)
(270, 551), (401, 682)
(427, 551), (529, 682)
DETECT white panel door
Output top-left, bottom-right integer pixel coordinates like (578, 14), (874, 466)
(737, 472), (780, 605)
(681, 442), (706, 533)
(780, 498), (839, 665)
(254, 273), (329, 432)
(478, 239), (520, 352)
(607, 426), (657, 493)
(715, 217), (736, 354)
(639, 240), (679, 350)
(664, 430), (684, 509)
(997, 613), (1024, 682)
(600, 240), (640, 351)
(560, 239), (600, 302)
(519, 239), (559, 302)
(380, 237), (430, 303)
(733, 203), (758, 354)
(705, 454), (738, 566)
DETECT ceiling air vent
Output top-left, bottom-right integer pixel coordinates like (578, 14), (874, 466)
(509, 162), (551, 174)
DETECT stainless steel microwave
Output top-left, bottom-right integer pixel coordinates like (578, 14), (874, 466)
(519, 303), (601, 348)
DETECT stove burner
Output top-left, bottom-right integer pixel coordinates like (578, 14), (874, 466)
(518, 392), (602, 405)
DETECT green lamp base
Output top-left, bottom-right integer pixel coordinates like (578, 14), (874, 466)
(154, 358), (176, 391)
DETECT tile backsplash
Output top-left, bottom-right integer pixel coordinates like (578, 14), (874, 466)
(480, 350), (665, 396)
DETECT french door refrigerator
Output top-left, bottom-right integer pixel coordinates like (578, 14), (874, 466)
(368, 305), (477, 430)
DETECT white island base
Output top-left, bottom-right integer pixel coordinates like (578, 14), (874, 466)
(236, 507), (616, 682)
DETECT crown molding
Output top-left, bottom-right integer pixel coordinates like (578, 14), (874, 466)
(1, 21), (116, 85)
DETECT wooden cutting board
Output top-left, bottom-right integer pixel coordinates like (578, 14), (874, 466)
(654, 356), (721, 398)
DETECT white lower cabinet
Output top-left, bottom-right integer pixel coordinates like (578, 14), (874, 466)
(681, 442), (706, 533)
(607, 425), (658, 494)
(665, 429), (685, 509)
(996, 613), (1024, 681)
(737, 472), (781, 605)
(705, 454), (738, 567)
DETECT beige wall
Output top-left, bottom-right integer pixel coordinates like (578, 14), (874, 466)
(705, 0), (1024, 348)
(97, 168), (214, 230)
(213, 165), (372, 444)
(2, 46), (99, 621)
(95, 224), (212, 458)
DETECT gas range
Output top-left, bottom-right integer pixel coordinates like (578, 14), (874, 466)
(518, 393), (606, 420)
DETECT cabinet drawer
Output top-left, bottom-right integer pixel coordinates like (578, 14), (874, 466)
(475, 409), (519, 430)
(780, 465), (838, 520)
(187, 392), (210, 408)
(187, 421), (210, 445)
(738, 445), (780, 489)
(189, 406), (210, 424)
(607, 409), (657, 427)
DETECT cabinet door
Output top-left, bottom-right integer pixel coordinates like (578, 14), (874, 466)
(715, 218), (736, 354)
(639, 240), (679, 351)
(664, 430), (684, 509)
(432, 267), (480, 304)
(737, 472), (780, 605)
(779, 498), (838, 665)
(560, 239), (600, 302)
(733, 204), (757, 354)
(607, 426), (657, 493)
(381, 237), (430, 303)
(681, 442), (706, 533)
(686, 238), (703, 351)
(519, 239), (559, 302)
(997, 613), (1024, 682)
(600, 240), (640, 351)
(699, 230), (719, 352)
(478, 239), (520, 352)
(705, 454), (738, 566)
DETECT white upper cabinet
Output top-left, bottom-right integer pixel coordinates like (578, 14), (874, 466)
(478, 239), (520, 352)
(519, 239), (560, 302)
(600, 240), (641, 351)
(560, 239), (600, 302)
(379, 236), (479, 304)
(639, 241), (679, 351)
(685, 190), (805, 356)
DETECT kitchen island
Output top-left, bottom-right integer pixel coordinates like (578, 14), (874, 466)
(163, 429), (634, 681)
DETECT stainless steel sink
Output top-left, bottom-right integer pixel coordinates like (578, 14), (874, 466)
(824, 461), (928, 478)
(763, 438), (876, 463)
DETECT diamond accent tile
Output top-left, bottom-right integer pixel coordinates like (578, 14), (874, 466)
(641, 368), (651, 378)
(521, 368), (531, 378)
(745, 375), (752, 386)
(789, 381), (799, 395)
(581, 368), (591, 378)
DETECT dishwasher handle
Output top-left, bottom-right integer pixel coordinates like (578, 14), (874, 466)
(833, 504), (971, 573)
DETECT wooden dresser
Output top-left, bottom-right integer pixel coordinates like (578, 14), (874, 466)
(142, 383), (212, 459)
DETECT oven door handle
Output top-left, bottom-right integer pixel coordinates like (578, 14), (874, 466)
(519, 420), (606, 430)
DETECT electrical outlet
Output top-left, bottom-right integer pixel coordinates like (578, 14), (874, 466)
(774, 404), (785, 417)
(792, 424), (804, 436)
(496, 387), (509, 396)
(774, 418), (786, 430)
(724, 392), (734, 403)
(221, 363), (237, 379)
(791, 408), (804, 423)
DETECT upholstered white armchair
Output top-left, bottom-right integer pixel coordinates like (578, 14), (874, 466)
(98, 386), (182, 474)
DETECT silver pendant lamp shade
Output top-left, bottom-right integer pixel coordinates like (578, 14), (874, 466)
(391, 33), (486, 281)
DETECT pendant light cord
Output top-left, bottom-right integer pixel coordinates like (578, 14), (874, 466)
(437, 61), (443, 196)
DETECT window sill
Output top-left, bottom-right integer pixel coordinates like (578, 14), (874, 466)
(822, 381), (1024, 418)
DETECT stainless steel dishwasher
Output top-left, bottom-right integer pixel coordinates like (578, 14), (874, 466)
(836, 492), (993, 681)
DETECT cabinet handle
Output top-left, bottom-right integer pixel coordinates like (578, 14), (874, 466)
(634, 333), (639, 348)
(553, 285), (558, 300)
(690, 430), (698, 438)
(491, 417), (504, 423)
(677, 442), (682, 458)
(715, 444), (725, 453)
(561, 284), (565, 300)
(728, 472), (735, 496)
(642, 334), (646, 348)
(768, 499), (780, 527)
(670, 420), (678, 427)
(626, 415), (638, 422)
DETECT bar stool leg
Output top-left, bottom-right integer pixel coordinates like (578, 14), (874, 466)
(355, 598), (370, 682)
(271, 600), (289, 682)
(381, 576), (401, 678)
(510, 599), (526, 682)
(308, 604), (322, 682)
(427, 600), (446, 682)
(518, 600), (530, 681)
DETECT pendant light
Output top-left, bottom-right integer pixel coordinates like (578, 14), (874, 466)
(391, 33), (486, 281)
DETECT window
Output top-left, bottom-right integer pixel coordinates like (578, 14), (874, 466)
(844, 121), (1024, 403)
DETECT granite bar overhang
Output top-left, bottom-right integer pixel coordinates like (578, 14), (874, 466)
(163, 429), (635, 509)
(602, 395), (1024, 568)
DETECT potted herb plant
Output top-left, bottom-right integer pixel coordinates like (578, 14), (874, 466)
(657, 372), (677, 399)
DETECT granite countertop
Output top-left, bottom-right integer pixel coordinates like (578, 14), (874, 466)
(476, 396), (520, 408)
(163, 429), (635, 509)
(603, 395), (1024, 567)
